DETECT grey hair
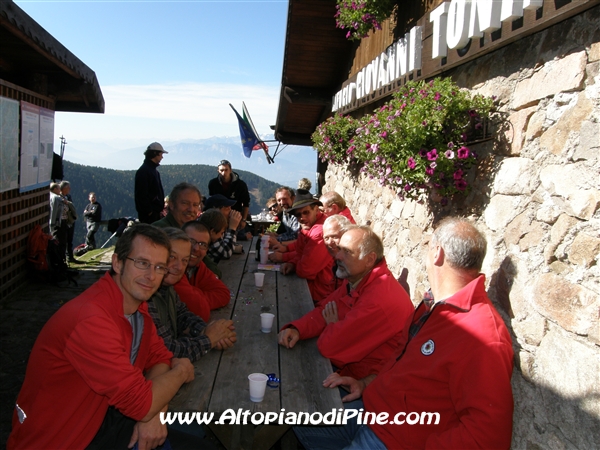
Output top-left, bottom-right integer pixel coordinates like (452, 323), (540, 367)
(431, 217), (487, 272)
(324, 214), (352, 233)
(59, 180), (70, 189)
(346, 225), (384, 264)
(320, 191), (346, 209)
(169, 182), (202, 205)
(163, 227), (191, 243)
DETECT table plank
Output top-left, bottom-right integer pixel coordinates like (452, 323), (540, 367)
(208, 238), (281, 413)
(278, 274), (343, 414)
(169, 240), (252, 412)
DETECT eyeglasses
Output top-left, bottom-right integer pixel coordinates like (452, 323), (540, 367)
(219, 160), (231, 167)
(125, 257), (169, 275)
(190, 239), (209, 249)
(268, 205), (277, 210)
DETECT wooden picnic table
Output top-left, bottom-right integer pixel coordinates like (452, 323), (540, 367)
(170, 237), (343, 449)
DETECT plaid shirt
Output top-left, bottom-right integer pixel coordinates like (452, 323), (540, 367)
(208, 229), (235, 263)
(147, 286), (212, 362)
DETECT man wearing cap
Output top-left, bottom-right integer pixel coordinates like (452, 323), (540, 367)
(269, 189), (335, 303)
(153, 183), (202, 229)
(208, 160), (251, 228)
(135, 142), (167, 224)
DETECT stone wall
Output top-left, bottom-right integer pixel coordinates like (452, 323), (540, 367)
(322, 7), (599, 449)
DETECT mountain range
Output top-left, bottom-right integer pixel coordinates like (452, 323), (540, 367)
(62, 135), (317, 188)
(62, 160), (283, 250)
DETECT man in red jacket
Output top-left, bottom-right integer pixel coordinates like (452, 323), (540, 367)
(174, 221), (231, 321)
(8, 224), (195, 450)
(278, 226), (413, 380)
(269, 190), (335, 303)
(295, 217), (515, 450)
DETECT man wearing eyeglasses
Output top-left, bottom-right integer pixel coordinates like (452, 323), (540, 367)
(269, 190), (335, 303)
(8, 224), (195, 450)
(153, 182), (202, 229)
(173, 221), (231, 322)
(208, 159), (251, 229)
(148, 227), (236, 362)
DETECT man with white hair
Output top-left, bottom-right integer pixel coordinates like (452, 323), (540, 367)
(319, 191), (356, 224)
(295, 217), (514, 450)
(278, 225), (413, 381)
(322, 215), (352, 291)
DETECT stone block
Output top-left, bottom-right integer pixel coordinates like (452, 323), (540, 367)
(573, 120), (599, 162)
(540, 164), (600, 220)
(568, 233), (600, 267)
(519, 221), (546, 252)
(513, 314), (547, 346)
(589, 42), (600, 62)
(526, 110), (545, 141)
(505, 107), (537, 155)
(535, 327), (599, 408)
(484, 195), (524, 231)
(513, 51), (587, 109)
(494, 157), (539, 195)
(401, 199), (416, 220)
(539, 92), (593, 156)
(390, 199), (404, 219)
(533, 273), (599, 336)
(505, 211), (532, 245)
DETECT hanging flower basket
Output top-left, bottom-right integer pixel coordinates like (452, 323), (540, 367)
(313, 78), (496, 205)
(335, 0), (395, 40)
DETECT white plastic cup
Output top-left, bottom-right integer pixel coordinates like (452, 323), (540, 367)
(254, 272), (265, 287)
(260, 237), (269, 264)
(260, 313), (275, 333)
(248, 373), (268, 402)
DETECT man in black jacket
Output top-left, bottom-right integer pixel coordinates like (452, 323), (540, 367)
(208, 159), (250, 225)
(135, 142), (167, 223)
(83, 192), (102, 249)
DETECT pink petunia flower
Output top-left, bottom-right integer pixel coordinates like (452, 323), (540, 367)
(407, 157), (416, 169)
(457, 147), (470, 159)
(455, 179), (467, 191)
(427, 149), (438, 161)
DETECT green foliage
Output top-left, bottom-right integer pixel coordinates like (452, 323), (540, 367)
(313, 78), (495, 204)
(335, 0), (395, 40)
(63, 161), (280, 247)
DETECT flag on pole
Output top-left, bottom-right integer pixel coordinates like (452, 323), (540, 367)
(230, 103), (271, 161)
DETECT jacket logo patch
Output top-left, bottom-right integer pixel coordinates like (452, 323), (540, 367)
(421, 339), (435, 356)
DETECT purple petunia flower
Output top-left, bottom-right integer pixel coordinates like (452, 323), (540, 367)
(426, 167), (434, 176)
(407, 157), (416, 169)
(427, 149), (438, 161)
(434, 92), (441, 101)
(453, 169), (464, 180)
(380, 131), (388, 139)
(419, 148), (428, 158)
(455, 179), (467, 191)
(445, 150), (455, 159)
(457, 147), (470, 159)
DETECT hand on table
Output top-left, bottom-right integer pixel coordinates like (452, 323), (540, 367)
(278, 327), (300, 349)
(323, 373), (366, 403)
(128, 414), (167, 450)
(280, 262), (295, 275)
(215, 335), (237, 350)
(269, 251), (283, 263)
(322, 301), (339, 324)
(205, 319), (236, 348)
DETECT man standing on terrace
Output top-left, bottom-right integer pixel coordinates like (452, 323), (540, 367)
(208, 159), (250, 229)
(279, 226), (413, 382)
(8, 224), (195, 450)
(295, 217), (514, 449)
(135, 142), (167, 224)
(269, 190), (335, 303)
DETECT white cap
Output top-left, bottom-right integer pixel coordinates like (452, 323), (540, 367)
(147, 142), (168, 153)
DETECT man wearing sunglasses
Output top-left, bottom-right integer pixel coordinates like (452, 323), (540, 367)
(270, 190), (335, 303)
(8, 224), (194, 450)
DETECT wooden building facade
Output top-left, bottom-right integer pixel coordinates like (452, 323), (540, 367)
(0, 0), (104, 299)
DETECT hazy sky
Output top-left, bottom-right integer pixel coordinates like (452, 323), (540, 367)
(15, 0), (289, 147)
